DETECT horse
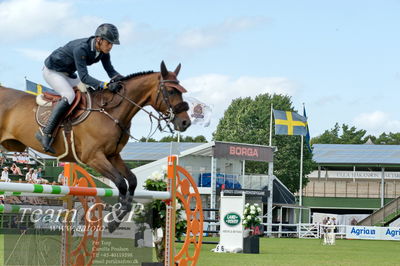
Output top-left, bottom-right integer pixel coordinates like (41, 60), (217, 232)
(0, 61), (191, 232)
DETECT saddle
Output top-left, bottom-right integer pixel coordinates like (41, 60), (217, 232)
(35, 86), (91, 129)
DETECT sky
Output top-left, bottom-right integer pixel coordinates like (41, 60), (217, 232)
(1, 0), (400, 142)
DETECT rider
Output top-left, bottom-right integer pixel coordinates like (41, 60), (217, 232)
(36, 23), (123, 154)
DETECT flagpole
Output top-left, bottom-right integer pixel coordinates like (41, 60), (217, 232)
(269, 104), (273, 146)
(267, 103), (274, 236)
(299, 134), (304, 223)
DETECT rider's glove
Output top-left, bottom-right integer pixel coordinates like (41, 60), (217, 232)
(107, 82), (122, 93)
(99, 81), (108, 90)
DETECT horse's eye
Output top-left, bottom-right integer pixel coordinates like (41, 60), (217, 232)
(168, 89), (177, 95)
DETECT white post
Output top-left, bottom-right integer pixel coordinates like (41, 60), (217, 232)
(381, 167), (385, 207)
(210, 156), (217, 231)
(269, 104), (273, 146)
(267, 162), (273, 236)
(299, 135), (304, 224)
(242, 160), (245, 189)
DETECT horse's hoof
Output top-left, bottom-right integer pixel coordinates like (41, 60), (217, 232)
(119, 194), (133, 212)
(103, 203), (113, 212)
(108, 220), (120, 233)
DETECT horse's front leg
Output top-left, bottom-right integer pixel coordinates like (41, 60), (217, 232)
(86, 153), (131, 232)
(109, 154), (137, 197)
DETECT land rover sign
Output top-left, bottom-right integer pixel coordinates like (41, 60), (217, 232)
(220, 194), (245, 250)
(224, 212), (241, 226)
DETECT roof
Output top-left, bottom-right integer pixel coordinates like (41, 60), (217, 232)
(30, 141), (274, 161)
(313, 144), (400, 165)
(119, 142), (204, 160)
(272, 177), (296, 205)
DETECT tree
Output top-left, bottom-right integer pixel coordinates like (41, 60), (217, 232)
(158, 135), (207, 143)
(139, 137), (157, 142)
(311, 123), (367, 144)
(373, 132), (400, 144)
(213, 93), (314, 192)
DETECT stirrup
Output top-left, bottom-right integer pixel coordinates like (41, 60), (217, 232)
(35, 131), (56, 154)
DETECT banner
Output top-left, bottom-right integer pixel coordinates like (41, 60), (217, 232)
(219, 192), (245, 251)
(213, 141), (273, 162)
(346, 226), (400, 241)
(185, 96), (212, 127)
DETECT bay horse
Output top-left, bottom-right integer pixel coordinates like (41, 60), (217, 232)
(0, 61), (191, 232)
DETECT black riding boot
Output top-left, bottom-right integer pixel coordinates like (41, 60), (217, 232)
(35, 97), (70, 154)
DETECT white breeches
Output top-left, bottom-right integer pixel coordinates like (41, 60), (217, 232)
(42, 66), (81, 104)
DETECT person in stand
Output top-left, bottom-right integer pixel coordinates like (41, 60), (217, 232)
(0, 150), (6, 166)
(10, 163), (23, 176)
(1, 167), (10, 182)
(58, 170), (67, 185)
(11, 153), (18, 162)
(36, 23), (124, 154)
(25, 168), (34, 183)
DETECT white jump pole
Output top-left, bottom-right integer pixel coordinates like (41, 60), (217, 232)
(0, 183), (170, 200)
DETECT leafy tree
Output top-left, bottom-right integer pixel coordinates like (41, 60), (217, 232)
(139, 137), (157, 142)
(373, 132), (400, 144)
(311, 123), (367, 144)
(139, 135), (207, 142)
(158, 134), (207, 143)
(213, 93), (314, 193)
(311, 123), (400, 145)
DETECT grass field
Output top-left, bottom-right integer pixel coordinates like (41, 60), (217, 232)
(0, 235), (400, 265)
(180, 237), (400, 266)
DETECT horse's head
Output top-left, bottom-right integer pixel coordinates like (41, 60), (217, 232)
(150, 61), (191, 132)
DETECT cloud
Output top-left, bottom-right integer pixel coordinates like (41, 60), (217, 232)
(14, 48), (50, 62)
(60, 16), (103, 38)
(353, 111), (400, 134)
(176, 16), (268, 50)
(313, 95), (342, 105)
(182, 74), (297, 119)
(0, 0), (161, 45)
(0, 0), (71, 41)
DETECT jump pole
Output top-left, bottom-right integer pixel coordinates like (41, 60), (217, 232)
(0, 183), (170, 199)
(0, 155), (203, 266)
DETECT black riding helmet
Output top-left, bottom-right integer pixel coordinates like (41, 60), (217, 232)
(95, 23), (120, 45)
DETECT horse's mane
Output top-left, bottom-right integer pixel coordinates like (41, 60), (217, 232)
(120, 71), (155, 81)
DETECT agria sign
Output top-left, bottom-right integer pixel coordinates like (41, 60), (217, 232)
(224, 212), (241, 227)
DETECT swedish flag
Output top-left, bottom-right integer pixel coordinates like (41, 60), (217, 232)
(273, 109), (308, 136)
(25, 79), (54, 95)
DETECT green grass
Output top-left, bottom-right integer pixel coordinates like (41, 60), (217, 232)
(177, 237), (400, 266)
(0, 235), (400, 265)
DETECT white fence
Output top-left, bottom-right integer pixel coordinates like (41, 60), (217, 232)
(262, 223), (347, 239)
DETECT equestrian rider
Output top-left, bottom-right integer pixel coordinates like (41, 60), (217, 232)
(36, 23), (123, 154)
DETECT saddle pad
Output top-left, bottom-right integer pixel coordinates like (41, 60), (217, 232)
(36, 92), (92, 128)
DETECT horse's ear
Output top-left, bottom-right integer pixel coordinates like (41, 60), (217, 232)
(174, 63), (181, 76)
(160, 61), (168, 78)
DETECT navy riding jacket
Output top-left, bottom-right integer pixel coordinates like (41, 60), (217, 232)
(44, 36), (119, 89)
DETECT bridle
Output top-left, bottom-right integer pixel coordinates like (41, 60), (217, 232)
(154, 79), (189, 124)
(91, 76), (189, 140)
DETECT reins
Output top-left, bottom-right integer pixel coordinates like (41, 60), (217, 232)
(88, 77), (183, 141)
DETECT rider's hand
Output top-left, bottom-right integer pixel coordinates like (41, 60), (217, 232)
(99, 81), (108, 90)
(107, 82), (122, 93)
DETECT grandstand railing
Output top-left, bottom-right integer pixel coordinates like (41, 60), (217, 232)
(357, 196), (400, 226)
(26, 148), (45, 167)
(303, 179), (400, 199)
